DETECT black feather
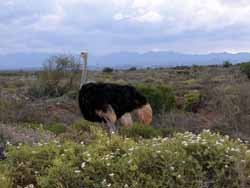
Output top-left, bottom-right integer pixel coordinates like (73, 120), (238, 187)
(78, 83), (147, 123)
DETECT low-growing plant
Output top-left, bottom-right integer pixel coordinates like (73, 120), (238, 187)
(60, 120), (99, 144)
(0, 163), (12, 188)
(2, 129), (250, 188)
(119, 123), (175, 139)
(46, 124), (66, 135)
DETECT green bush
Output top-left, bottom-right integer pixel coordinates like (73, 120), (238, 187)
(128, 67), (137, 71)
(2, 129), (250, 188)
(240, 62), (250, 79)
(136, 84), (176, 113)
(223, 61), (232, 68)
(102, 67), (114, 73)
(60, 120), (99, 144)
(46, 124), (66, 135)
(119, 123), (175, 139)
(184, 90), (201, 112)
(0, 163), (11, 188)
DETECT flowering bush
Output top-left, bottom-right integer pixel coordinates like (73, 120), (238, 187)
(1, 127), (250, 188)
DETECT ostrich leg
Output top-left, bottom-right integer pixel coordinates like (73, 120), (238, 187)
(96, 105), (117, 134)
(136, 103), (153, 125)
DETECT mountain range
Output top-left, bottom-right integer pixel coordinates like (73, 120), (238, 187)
(1, 51), (250, 70)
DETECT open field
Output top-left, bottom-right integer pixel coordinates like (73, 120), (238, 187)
(1, 63), (250, 187)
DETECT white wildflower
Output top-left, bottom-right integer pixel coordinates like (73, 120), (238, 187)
(182, 141), (188, 146)
(38, 142), (43, 146)
(81, 162), (86, 169)
(24, 184), (34, 188)
(128, 147), (134, 152)
(74, 170), (81, 174)
(102, 179), (107, 184)
(237, 138), (243, 143)
(109, 173), (114, 177)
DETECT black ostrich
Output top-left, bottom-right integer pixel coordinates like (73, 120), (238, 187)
(78, 52), (152, 133)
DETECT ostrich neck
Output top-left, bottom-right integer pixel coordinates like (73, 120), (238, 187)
(80, 59), (88, 88)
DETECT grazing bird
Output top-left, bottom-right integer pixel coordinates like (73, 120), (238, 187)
(78, 52), (152, 133)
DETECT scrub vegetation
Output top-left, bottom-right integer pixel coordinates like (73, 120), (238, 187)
(1, 55), (250, 187)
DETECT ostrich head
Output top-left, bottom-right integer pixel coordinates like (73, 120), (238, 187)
(80, 51), (88, 88)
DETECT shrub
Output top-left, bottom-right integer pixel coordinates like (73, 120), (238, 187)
(28, 54), (81, 98)
(119, 123), (175, 139)
(136, 84), (176, 113)
(61, 120), (99, 144)
(22, 123), (67, 135)
(223, 61), (232, 68)
(0, 163), (11, 188)
(128, 67), (137, 71)
(2, 129), (250, 188)
(240, 62), (250, 79)
(0, 123), (55, 145)
(46, 124), (66, 135)
(102, 67), (114, 73)
(184, 90), (201, 112)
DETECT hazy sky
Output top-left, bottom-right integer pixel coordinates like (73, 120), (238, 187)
(1, 0), (250, 55)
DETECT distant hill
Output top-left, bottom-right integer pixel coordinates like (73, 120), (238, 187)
(1, 51), (250, 70)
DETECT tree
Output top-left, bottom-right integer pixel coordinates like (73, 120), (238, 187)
(38, 54), (81, 97)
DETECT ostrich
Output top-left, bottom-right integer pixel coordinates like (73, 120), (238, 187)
(78, 52), (152, 133)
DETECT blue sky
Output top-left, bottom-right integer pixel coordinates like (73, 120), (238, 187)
(1, 0), (250, 55)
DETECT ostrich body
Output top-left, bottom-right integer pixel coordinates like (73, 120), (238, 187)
(78, 52), (152, 133)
